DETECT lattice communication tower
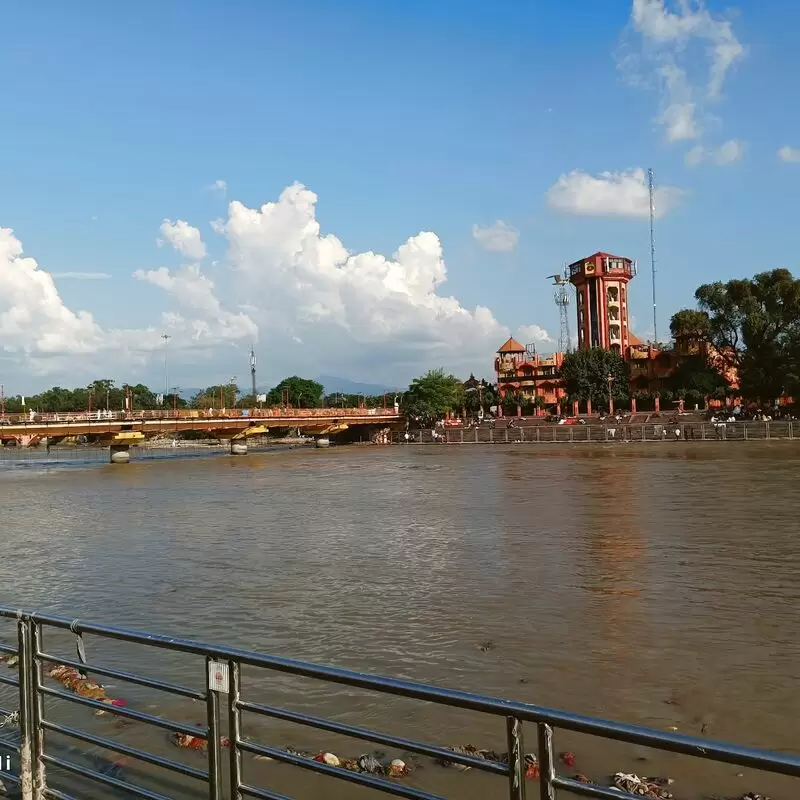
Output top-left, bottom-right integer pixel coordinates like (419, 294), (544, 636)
(549, 266), (571, 353)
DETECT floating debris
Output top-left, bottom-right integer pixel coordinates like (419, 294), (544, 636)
(478, 641), (496, 652)
(357, 754), (384, 774)
(170, 723), (230, 751)
(387, 759), (409, 777)
(560, 751), (577, 767)
(736, 794), (771, 800)
(0, 654), (18, 668)
(313, 752), (340, 767)
(612, 772), (674, 799)
(45, 663), (128, 715)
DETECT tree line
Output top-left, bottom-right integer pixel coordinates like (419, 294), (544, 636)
(1, 375), (394, 414)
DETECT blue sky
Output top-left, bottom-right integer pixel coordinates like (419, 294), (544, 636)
(1, 0), (799, 393)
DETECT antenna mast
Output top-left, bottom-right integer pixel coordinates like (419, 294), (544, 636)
(550, 266), (571, 353)
(648, 167), (658, 346)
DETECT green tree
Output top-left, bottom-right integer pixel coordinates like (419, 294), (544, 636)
(668, 355), (729, 400)
(463, 379), (496, 415)
(266, 376), (324, 408)
(558, 348), (629, 409)
(694, 268), (800, 403)
(191, 384), (241, 409)
(402, 369), (464, 425)
(670, 309), (712, 351)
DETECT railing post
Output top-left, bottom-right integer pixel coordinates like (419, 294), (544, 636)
(506, 716), (526, 800)
(29, 621), (46, 799)
(228, 661), (242, 800)
(766, 421), (770, 440)
(537, 722), (556, 800)
(206, 657), (222, 800)
(16, 615), (33, 800)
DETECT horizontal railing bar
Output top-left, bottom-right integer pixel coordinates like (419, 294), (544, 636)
(41, 719), (208, 782)
(238, 740), (445, 800)
(0, 643), (17, 655)
(239, 699), (507, 775)
(553, 776), (646, 799)
(6, 608), (797, 779)
(239, 784), (293, 800)
(38, 685), (207, 738)
(42, 754), (173, 800)
(43, 790), (80, 800)
(38, 651), (205, 700)
(0, 674), (19, 688)
(0, 769), (21, 785)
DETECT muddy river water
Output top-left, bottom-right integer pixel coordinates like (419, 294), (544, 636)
(0, 443), (798, 799)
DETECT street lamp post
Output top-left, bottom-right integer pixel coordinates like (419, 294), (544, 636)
(161, 333), (171, 400)
(249, 348), (257, 406)
(607, 373), (615, 416)
(171, 386), (179, 413)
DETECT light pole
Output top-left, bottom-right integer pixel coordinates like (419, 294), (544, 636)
(171, 386), (179, 413)
(249, 347), (257, 405)
(161, 333), (171, 400)
(229, 377), (237, 409)
(607, 373), (615, 416)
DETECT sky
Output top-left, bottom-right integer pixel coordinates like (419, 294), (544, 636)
(1, 0), (799, 394)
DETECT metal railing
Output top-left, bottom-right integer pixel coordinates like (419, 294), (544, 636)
(405, 420), (796, 444)
(0, 607), (798, 800)
(0, 407), (399, 425)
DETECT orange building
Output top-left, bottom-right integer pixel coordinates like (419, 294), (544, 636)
(492, 249), (734, 415)
(569, 251), (636, 354)
(494, 338), (566, 414)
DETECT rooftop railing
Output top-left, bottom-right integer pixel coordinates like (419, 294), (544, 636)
(0, 608), (797, 800)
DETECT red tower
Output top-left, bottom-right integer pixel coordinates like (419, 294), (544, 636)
(568, 252), (636, 355)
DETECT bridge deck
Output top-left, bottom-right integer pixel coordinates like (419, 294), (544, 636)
(0, 408), (400, 439)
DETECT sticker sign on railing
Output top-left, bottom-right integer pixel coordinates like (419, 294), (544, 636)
(208, 660), (229, 694)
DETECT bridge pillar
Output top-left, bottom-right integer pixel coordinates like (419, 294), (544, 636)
(109, 444), (130, 464)
(230, 441), (248, 456)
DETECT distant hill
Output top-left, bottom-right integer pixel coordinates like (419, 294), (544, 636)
(317, 375), (401, 396)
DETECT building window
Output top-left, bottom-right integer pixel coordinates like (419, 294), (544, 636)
(609, 324), (621, 340)
(607, 286), (619, 302)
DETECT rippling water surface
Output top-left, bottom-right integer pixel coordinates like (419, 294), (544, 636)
(0, 443), (798, 799)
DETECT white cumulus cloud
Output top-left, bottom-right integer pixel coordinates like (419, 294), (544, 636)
(471, 221), (519, 253)
(516, 324), (554, 346)
(619, 0), (745, 144)
(0, 182), (552, 388)
(546, 168), (683, 219)
(158, 219), (207, 261)
(207, 179), (228, 196)
(685, 138), (745, 166)
(778, 146), (800, 163)
(216, 182), (524, 379)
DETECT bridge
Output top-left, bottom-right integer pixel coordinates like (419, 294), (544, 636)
(0, 407), (401, 462)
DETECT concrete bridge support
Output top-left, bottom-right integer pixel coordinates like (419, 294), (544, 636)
(230, 441), (248, 456)
(110, 444), (130, 464)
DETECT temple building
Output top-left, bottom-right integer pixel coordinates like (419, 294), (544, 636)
(494, 251), (688, 414)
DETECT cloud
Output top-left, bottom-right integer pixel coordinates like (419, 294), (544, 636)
(51, 271), (112, 280)
(546, 168), (683, 219)
(0, 182), (553, 387)
(516, 324), (554, 345)
(778, 146), (800, 163)
(620, 0), (745, 143)
(471, 221), (519, 253)
(685, 138), (745, 166)
(217, 182), (522, 379)
(207, 179), (228, 196)
(157, 219), (207, 261)
(133, 264), (257, 343)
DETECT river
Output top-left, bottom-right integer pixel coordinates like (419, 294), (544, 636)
(0, 443), (798, 799)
